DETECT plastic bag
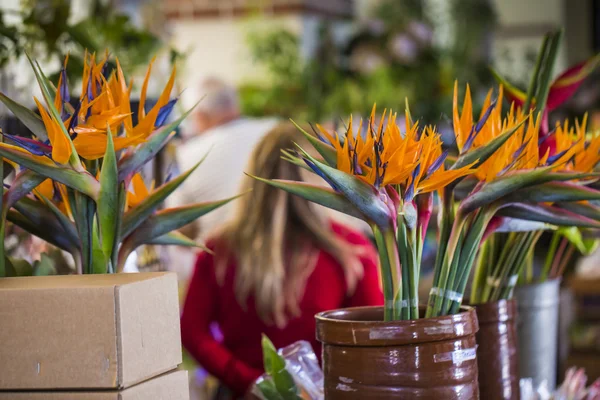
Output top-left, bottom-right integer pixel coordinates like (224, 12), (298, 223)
(251, 338), (324, 400)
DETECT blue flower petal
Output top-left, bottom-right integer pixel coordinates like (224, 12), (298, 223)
(3, 134), (52, 156)
(155, 98), (178, 127)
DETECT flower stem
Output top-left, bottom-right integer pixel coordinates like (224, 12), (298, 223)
(373, 225), (397, 321)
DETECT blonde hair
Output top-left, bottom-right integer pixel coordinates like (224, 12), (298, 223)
(215, 123), (364, 328)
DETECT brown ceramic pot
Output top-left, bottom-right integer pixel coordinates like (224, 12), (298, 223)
(474, 299), (520, 400)
(315, 306), (480, 399)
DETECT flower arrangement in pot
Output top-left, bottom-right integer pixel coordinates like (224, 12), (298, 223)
(0, 52), (237, 276)
(255, 32), (600, 400)
(470, 31), (600, 395)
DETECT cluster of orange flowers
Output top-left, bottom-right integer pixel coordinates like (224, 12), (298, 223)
(23, 53), (177, 214)
(315, 106), (475, 201)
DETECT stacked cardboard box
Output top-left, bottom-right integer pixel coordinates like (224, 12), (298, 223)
(0, 272), (189, 400)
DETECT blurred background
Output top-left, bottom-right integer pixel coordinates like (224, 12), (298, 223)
(2, 0), (600, 126)
(3, 1), (600, 399)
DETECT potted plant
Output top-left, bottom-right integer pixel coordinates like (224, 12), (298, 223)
(471, 31), (600, 395)
(255, 32), (600, 400)
(0, 52), (235, 394)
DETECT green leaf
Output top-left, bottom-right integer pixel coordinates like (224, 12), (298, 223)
(281, 149), (312, 172)
(72, 191), (96, 273)
(92, 217), (108, 274)
(121, 156), (207, 238)
(296, 146), (393, 229)
(4, 169), (46, 210)
(98, 130), (119, 260)
(146, 231), (211, 253)
(452, 117), (527, 170)
(118, 101), (199, 181)
(257, 377), (285, 400)
(290, 119), (337, 167)
(6, 209), (77, 252)
(127, 195), (243, 246)
(35, 191), (79, 244)
(557, 226), (587, 254)
(250, 176), (367, 221)
(459, 169), (596, 214)
(0, 144), (100, 199)
(27, 55), (80, 168)
(495, 218), (551, 232)
(0, 92), (48, 141)
(261, 335), (300, 400)
(498, 203), (600, 228)
(507, 181), (600, 203)
(11, 195), (79, 249)
(33, 253), (57, 276)
(5, 257), (33, 277)
(557, 201), (600, 221)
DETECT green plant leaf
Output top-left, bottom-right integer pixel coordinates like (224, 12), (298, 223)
(4, 169), (46, 210)
(507, 181), (600, 203)
(33, 253), (57, 276)
(127, 195), (243, 246)
(296, 146), (393, 229)
(92, 217), (108, 274)
(0, 92), (48, 141)
(118, 101), (199, 181)
(498, 203), (600, 228)
(146, 231), (210, 253)
(35, 191), (79, 244)
(0, 144), (100, 199)
(250, 176), (367, 221)
(98, 130), (119, 260)
(290, 119), (337, 167)
(261, 335), (300, 400)
(557, 226), (588, 254)
(494, 218), (552, 232)
(121, 156), (207, 238)
(257, 377), (284, 400)
(28, 55), (80, 168)
(452, 117), (527, 170)
(557, 201), (600, 221)
(6, 208), (77, 252)
(5, 257), (33, 277)
(459, 169), (596, 214)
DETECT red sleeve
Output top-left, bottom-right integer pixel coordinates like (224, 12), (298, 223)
(333, 223), (384, 307)
(180, 251), (262, 395)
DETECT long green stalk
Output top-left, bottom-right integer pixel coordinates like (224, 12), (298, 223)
(373, 225), (397, 321)
(522, 35), (551, 111)
(396, 219), (411, 319)
(541, 231), (561, 281)
(409, 225), (419, 318)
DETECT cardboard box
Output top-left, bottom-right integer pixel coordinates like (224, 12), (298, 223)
(0, 272), (182, 390)
(0, 369), (189, 400)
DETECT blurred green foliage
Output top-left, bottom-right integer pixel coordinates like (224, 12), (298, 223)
(240, 0), (497, 124)
(0, 0), (183, 88)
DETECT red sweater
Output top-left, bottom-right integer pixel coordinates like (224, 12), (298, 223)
(180, 223), (383, 396)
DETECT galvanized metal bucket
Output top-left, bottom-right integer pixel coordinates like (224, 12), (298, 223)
(515, 278), (561, 391)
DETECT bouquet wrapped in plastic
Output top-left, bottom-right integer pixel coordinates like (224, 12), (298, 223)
(251, 336), (324, 400)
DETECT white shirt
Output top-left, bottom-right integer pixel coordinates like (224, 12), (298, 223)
(168, 117), (278, 239)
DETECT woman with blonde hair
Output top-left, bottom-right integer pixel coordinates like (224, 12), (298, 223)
(180, 123), (383, 398)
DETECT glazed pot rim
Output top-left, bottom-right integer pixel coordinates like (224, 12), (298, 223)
(315, 305), (474, 324)
(315, 305), (479, 346)
(470, 298), (517, 323)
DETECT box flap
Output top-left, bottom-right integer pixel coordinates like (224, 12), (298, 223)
(116, 273), (182, 388)
(0, 272), (172, 290)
